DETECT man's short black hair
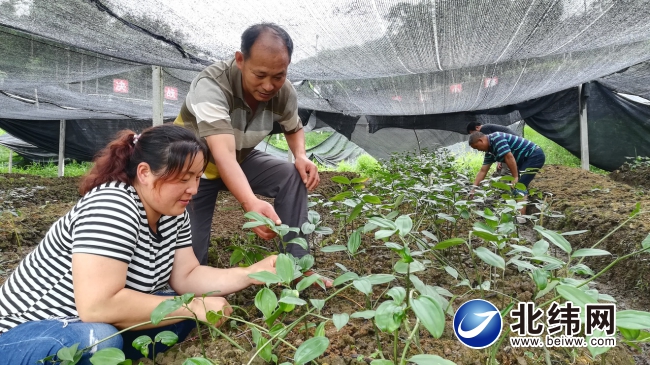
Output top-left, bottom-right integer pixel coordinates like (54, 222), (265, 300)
(241, 23), (294, 61)
(468, 132), (485, 145)
(466, 121), (482, 134)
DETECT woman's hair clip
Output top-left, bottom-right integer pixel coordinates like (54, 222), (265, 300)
(133, 133), (141, 145)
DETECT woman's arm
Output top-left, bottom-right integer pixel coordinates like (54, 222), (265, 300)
(72, 253), (230, 330)
(168, 248), (277, 296)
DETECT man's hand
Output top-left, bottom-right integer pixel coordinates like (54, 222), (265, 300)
(244, 198), (281, 240)
(246, 255), (278, 285)
(294, 156), (320, 191)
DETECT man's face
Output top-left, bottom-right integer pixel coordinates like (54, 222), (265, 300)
(235, 32), (290, 103)
(470, 136), (489, 152)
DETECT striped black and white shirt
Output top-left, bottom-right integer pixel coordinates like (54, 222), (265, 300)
(0, 182), (192, 333)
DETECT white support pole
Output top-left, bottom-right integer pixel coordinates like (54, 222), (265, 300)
(287, 148), (294, 163)
(578, 84), (589, 171)
(152, 65), (164, 126)
(58, 119), (66, 177)
(8, 149), (12, 173)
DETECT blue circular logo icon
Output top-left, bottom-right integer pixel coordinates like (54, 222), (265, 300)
(453, 299), (502, 349)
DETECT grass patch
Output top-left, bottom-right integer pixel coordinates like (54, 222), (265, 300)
(267, 131), (333, 151)
(524, 126), (606, 174)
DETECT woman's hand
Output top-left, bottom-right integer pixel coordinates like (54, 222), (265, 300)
(189, 296), (233, 327)
(246, 255), (278, 285)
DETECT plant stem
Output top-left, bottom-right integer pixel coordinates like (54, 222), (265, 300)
(400, 319), (420, 365)
(393, 331), (399, 365)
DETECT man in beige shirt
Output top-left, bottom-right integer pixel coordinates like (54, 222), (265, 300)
(175, 23), (319, 267)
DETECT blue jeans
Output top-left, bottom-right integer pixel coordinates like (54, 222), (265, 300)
(0, 293), (196, 365)
(515, 147), (546, 196)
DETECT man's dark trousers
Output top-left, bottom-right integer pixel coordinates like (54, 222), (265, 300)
(188, 149), (309, 265)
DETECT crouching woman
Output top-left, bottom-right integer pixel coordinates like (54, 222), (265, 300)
(0, 124), (276, 364)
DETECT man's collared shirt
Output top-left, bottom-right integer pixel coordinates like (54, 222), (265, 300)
(483, 132), (538, 166)
(174, 58), (302, 180)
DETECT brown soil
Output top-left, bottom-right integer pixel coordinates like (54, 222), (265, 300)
(610, 163), (650, 191)
(1, 168), (649, 364)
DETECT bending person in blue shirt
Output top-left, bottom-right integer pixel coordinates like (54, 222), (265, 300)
(469, 132), (546, 215)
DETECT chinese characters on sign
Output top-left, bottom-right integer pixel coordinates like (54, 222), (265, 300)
(483, 77), (499, 88)
(449, 83), (463, 94)
(164, 86), (178, 100)
(509, 302), (616, 348)
(113, 79), (129, 94)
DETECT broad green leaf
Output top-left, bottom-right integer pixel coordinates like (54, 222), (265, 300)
(288, 237), (308, 250)
(301, 222), (315, 235)
(151, 298), (183, 325)
(375, 229), (397, 240)
(375, 301), (405, 333)
(368, 217), (397, 230)
(347, 230), (361, 255)
(132, 336), (152, 358)
(556, 285), (597, 308)
(333, 313), (350, 331)
(532, 240), (549, 256)
(395, 215), (413, 236)
(206, 310), (222, 325)
(182, 358), (215, 365)
(407, 355), (457, 365)
(642, 233), (650, 249)
(617, 310), (650, 329)
(350, 310), (376, 319)
(394, 260), (425, 274)
(491, 181), (512, 191)
(535, 280), (559, 300)
(296, 274), (321, 292)
(532, 269), (548, 291)
(353, 279), (373, 295)
(179, 293), (195, 305)
(514, 182), (527, 191)
(331, 176), (351, 185)
(472, 230), (499, 242)
(364, 274), (396, 285)
(619, 327), (641, 340)
(275, 254), (295, 285)
(314, 322), (326, 337)
(529, 255), (566, 266)
(255, 288), (278, 318)
(308, 210), (321, 224)
(433, 238), (465, 250)
(310, 299), (325, 311)
(352, 177), (369, 184)
(244, 211), (275, 226)
(393, 194), (405, 209)
(508, 258), (537, 271)
(294, 337), (330, 365)
(242, 221), (266, 229)
(387, 287), (406, 304)
(586, 329), (611, 358)
(321, 245), (347, 253)
(154, 331), (179, 346)
(297, 255), (315, 272)
(363, 195), (382, 205)
(229, 248), (245, 267)
(421, 230), (438, 242)
(248, 271), (283, 285)
(89, 348), (126, 365)
(434, 286), (454, 298)
(385, 242), (403, 250)
(412, 295), (445, 338)
(348, 203), (363, 222)
(474, 247), (505, 270)
(314, 226), (334, 235)
(333, 271), (359, 286)
(561, 230), (589, 236)
(534, 226), (572, 254)
(444, 266), (459, 279)
(330, 191), (353, 201)
(279, 296), (307, 306)
(571, 248), (611, 258)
